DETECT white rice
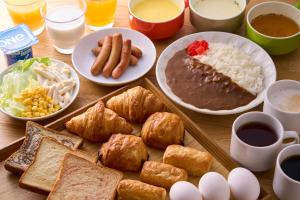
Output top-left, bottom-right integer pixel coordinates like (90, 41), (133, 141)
(194, 42), (263, 95)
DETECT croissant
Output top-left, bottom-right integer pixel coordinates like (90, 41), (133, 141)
(65, 101), (132, 142)
(141, 112), (185, 149)
(106, 86), (165, 123)
(100, 134), (148, 171)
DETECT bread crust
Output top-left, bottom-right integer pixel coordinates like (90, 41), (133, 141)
(163, 145), (213, 176)
(48, 153), (123, 200)
(70, 149), (99, 163)
(4, 121), (83, 175)
(141, 112), (185, 149)
(140, 161), (188, 189)
(100, 134), (149, 171)
(106, 86), (165, 123)
(19, 137), (72, 194)
(117, 179), (167, 200)
(65, 101), (132, 142)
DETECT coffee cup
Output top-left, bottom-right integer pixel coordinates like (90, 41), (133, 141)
(263, 80), (300, 133)
(273, 144), (300, 200)
(230, 112), (299, 172)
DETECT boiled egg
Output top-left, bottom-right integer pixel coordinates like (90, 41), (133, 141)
(170, 181), (202, 200)
(228, 167), (260, 200)
(198, 172), (230, 200)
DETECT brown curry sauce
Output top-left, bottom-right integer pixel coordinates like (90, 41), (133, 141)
(165, 50), (256, 110)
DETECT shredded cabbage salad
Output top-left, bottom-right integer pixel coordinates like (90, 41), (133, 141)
(0, 58), (51, 116)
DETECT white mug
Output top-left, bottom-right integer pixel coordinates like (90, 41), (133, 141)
(263, 80), (300, 133)
(230, 112), (299, 172)
(273, 144), (300, 200)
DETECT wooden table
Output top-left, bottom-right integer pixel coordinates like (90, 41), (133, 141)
(0, 0), (299, 198)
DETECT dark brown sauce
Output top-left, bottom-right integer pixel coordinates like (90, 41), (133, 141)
(251, 14), (299, 37)
(165, 50), (255, 110)
(237, 122), (278, 147)
(281, 155), (300, 182)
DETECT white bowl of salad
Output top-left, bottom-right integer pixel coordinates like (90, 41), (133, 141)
(0, 57), (80, 121)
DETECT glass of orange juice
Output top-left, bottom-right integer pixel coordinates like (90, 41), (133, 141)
(4, 0), (45, 36)
(85, 0), (117, 30)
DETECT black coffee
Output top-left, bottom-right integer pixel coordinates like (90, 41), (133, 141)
(281, 156), (300, 182)
(236, 122), (278, 147)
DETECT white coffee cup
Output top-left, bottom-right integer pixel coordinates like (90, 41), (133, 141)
(263, 80), (300, 133)
(273, 144), (300, 200)
(230, 112), (299, 172)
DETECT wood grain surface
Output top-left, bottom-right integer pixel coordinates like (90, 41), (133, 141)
(0, 0), (299, 199)
(0, 79), (271, 200)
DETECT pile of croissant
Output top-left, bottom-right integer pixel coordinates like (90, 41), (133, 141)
(65, 86), (213, 200)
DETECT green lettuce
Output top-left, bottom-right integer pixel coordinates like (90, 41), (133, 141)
(10, 57), (51, 73)
(0, 57), (50, 116)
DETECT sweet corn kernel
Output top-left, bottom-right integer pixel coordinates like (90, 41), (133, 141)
(15, 86), (61, 118)
(23, 98), (31, 105)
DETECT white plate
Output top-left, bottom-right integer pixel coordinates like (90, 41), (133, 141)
(72, 27), (156, 86)
(156, 32), (276, 115)
(0, 58), (80, 121)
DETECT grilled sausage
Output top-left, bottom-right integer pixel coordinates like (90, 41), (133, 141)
(131, 46), (143, 58)
(112, 40), (132, 79)
(92, 46), (138, 66)
(90, 36), (112, 76)
(98, 38), (142, 58)
(102, 33), (123, 78)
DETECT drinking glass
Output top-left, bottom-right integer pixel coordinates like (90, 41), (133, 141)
(4, 0), (45, 36)
(85, 0), (117, 30)
(41, 0), (86, 54)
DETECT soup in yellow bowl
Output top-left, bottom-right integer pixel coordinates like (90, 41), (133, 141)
(131, 0), (181, 22)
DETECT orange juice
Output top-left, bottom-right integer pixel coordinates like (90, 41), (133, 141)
(85, 0), (117, 30)
(5, 0), (45, 35)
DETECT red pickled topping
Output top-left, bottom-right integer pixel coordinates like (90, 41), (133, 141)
(186, 40), (209, 56)
(200, 40), (208, 49)
(195, 46), (205, 54)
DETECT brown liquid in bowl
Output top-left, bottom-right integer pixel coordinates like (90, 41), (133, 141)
(251, 14), (299, 37)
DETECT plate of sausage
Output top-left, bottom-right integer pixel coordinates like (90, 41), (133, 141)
(72, 27), (156, 86)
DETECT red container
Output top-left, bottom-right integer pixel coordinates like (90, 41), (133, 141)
(128, 0), (185, 40)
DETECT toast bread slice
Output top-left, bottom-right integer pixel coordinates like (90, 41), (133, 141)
(70, 149), (98, 163)
(47, 153), (123, 200)
(5, 121), (83, 174)
(19, 137), (72, 194)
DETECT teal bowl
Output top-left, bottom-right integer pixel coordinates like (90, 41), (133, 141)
(246, 1), (300, 55)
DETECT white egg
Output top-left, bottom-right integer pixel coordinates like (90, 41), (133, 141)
(170, 181), (202, 200)
(198, 172), (230, 200)
(228, 167), (260, 200)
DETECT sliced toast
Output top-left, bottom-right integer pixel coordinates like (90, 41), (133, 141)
(5, 121), (83, 175)
(47, 153), (123, 200)
(70, 149), (98, 163)
(19, 137), (72, 194)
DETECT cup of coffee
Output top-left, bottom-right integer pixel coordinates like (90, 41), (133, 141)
(273, 144), (300, 200)
(230, 112), (299, 172)
(264, 80), (300, 133)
